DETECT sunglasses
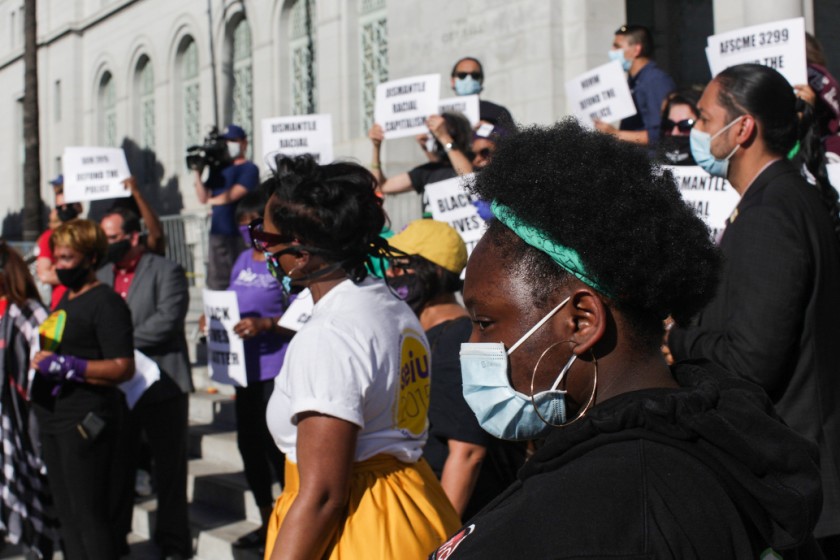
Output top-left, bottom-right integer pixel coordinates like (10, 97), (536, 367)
(663, 118), (696, 133)
(473, 147), (493, 160)
(248, 218), (296, 252)
(454, 71), (482, 81)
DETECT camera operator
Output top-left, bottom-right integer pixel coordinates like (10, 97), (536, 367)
(193, 124), (260, 289)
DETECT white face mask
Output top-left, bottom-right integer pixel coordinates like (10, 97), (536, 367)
(227, 141), (242, 159)
(460, 296), (575, 440)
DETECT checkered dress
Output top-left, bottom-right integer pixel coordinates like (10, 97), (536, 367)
(0, 299), (59, 558)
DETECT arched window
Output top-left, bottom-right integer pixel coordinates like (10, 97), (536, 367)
(231, 18), (253, 142)
(135, 56), (155, 150)
(360, 0), (387, 131)
(289, 0), (317, 115)
(179, 38), (201, 153)
(98, 71), (117, 147)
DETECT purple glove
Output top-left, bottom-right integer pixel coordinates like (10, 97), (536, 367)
(473, 199), (494, 222)
(36, 354), (88, 384)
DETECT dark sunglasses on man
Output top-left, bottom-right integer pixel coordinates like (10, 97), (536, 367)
(454, 71), (482, 81)
(662, 118), (696, 133)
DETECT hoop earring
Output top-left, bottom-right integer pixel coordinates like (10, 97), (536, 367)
(529, 341), (598, 428)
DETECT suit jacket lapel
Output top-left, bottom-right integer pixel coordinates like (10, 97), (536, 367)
(126, 253), (151, 307)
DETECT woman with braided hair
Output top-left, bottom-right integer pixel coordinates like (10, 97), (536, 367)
(257, 155), (459, 559)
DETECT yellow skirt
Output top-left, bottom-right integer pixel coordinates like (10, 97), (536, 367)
(264, 454), (460, 560)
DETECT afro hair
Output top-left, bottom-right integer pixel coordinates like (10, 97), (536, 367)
(472, 118), (720, 342)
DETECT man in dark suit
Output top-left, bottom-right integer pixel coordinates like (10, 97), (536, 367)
(668, 64), (840, 555)
(98, 208), (193, 560)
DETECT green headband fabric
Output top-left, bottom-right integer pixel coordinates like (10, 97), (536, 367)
(491, 200), (607, 294)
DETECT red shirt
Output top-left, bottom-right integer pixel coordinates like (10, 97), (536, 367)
(113, 249), (145, 300)
(36, 229), (66, 309)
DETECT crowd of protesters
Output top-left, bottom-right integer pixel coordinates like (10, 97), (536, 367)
(0, 21), (838, 560)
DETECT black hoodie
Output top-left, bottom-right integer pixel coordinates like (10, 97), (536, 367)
(430, 361), (824, 560)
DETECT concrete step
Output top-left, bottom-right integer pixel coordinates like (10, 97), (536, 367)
(189, 424), (243, 471)
(131, 498), (263, 560)
(187, 458), (270, 524)
(188, 390), (237, 428)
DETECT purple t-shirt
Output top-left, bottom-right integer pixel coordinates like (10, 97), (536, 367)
(229, 250), (292, 382)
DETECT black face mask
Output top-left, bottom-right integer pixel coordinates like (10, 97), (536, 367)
(56, 205), (80, 222)
(106, 239), (132, 264)
(389, 273), (427, 315)
(659, 135), (696, 166)
(56, 264), (90, 291)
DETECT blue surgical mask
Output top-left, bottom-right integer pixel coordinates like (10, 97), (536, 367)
(454, 75), (482, 96)
(460, 296), (575, 440)
(608, 48), (631, 72)
(689, 116), (743, 179)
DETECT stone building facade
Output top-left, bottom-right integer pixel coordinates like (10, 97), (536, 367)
(0, 0), (833, 235)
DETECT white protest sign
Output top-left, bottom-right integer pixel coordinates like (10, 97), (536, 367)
(119, 350), (161, 410)
(278, 288), (315, 332)
(261, 114), (333, 168)
(374, 74), (441, 139)
(438, 95), (480, 127)
(202, 290), (247, 387)
(565, 60), (637, 126)
(426, 174), (486, 255)
(665, 165), (741, 240)
(705, 17), (806, 85)
(827, 163), (840, 196)
(62, 147), (131, 203)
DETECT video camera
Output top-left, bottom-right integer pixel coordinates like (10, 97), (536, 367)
(185, 126), (231, 172)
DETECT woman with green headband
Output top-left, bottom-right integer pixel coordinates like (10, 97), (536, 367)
(430, 119), (824, 559)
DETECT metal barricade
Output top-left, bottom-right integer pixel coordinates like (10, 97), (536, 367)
(159, 213), (210, 287)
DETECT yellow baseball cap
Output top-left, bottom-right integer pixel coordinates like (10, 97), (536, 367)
(388, 220), (468, 274)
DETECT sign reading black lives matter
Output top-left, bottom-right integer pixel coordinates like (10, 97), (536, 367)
(566, 60), (637, 126)
(375, 74), (441, 139)
(202, 290), (247, 387)
(705, 17), (806, 85)
(665, 165), (741, 241)
(261, 114), (333, 169)
(426, 174), (486, 257)
(62, 147), (132, 203)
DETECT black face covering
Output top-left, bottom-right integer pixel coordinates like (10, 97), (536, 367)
(106, 239), (132, 264)
(389, 273), (427, 315)
(56, 205), (80, 222)
(56, 265), (90, 291)
(659, 135), (696, 166)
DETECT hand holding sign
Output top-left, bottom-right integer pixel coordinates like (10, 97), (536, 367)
(62, 147), (132, 203)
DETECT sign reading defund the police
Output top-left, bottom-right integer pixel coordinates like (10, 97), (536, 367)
(438, 94), (480, 126)
(261, 114), (333, 169)
(426, 174), (486, 255)
(705, 17), (806, 85)
(664, 165), (741, 241)
(202, 290), (247, 387)
(62, 147), (131, 203)
(375, 74), (441, 139)
(565, 60), (637, 126)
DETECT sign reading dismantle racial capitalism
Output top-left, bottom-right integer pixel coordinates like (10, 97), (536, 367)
(375, 74), (441, 139)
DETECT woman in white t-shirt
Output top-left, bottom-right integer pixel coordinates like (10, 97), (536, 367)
(256, 155), (459, 559)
